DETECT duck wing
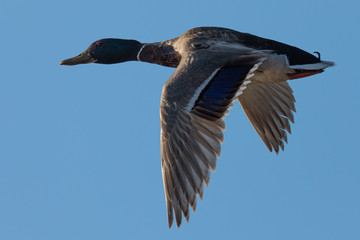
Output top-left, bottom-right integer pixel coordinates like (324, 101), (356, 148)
(238, 81), (296, 153)
(160, 51), (264, 228)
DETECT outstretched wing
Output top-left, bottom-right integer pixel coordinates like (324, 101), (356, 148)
(238, 81), (296, 153)
(160, 52), (264, 228)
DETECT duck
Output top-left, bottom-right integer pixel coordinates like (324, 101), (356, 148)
(61, 27), (334, 228)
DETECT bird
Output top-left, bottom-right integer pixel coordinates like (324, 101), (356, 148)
(60, 27), (334, 228)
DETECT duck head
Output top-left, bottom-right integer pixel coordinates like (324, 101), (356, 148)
(60, 39), (142, 65)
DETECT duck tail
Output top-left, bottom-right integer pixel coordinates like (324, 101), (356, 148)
(287, 60), (334, 80)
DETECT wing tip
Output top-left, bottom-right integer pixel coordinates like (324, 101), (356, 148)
(167, 200), (174, 228)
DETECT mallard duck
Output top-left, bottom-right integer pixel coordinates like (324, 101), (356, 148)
(61, 27), (334, 228)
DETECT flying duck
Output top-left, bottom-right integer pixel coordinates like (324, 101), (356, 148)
(61, 27), (334, 228)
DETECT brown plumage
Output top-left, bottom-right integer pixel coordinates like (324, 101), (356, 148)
(60, 27), (334, 228)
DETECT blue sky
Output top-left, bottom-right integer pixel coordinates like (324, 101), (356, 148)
(1, 0), (359, 239)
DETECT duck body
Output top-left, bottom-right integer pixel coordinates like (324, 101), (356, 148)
(61, 27), (334, 228)
(139, 27), (329, 77)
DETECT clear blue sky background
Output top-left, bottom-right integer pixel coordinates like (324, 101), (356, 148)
(1, 0), (359, 239)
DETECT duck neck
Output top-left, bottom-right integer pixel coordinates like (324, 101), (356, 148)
(137, 43), (181, 68)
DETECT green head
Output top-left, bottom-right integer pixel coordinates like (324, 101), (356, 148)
(60, 39), (142, 65)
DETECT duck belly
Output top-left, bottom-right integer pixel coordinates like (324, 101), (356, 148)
(251, 54), (292, 83)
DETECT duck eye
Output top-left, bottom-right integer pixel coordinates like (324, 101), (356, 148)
(98, 43), (104, 47)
